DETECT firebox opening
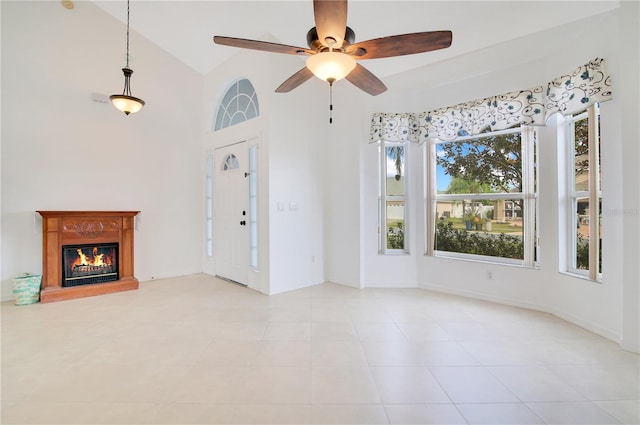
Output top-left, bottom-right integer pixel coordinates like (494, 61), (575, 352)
(62, 243), (119, 287)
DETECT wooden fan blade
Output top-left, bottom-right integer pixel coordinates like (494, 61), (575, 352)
(345, 64), (387, 96)
(313, 0), (348, 49)
(275, 67), (315, 93)
(214, 36), (314, 56)
(346, 31), (452, 60)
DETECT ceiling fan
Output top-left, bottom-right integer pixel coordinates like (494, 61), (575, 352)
(213, 0), (452, 96)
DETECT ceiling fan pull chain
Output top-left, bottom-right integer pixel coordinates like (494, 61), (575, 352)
(328, 78), (335, 124)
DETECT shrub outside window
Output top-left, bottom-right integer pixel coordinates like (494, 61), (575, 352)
(428, 127), (538, 267)
(379, 141), (408, 253)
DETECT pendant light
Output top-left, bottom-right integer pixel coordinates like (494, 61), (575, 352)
(110, 0), (145, 115)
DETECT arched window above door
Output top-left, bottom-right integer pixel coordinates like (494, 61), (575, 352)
(214, 79), (259, 131)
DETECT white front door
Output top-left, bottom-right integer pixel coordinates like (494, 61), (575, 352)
(213, 142), (249, 285)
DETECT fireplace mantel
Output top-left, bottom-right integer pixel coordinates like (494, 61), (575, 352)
(37, 211), (140, 303)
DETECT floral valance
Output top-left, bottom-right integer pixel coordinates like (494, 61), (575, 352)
(544, 58), (612, 117)
(369, 112), (419, 144)
(369, 58), (612, 143)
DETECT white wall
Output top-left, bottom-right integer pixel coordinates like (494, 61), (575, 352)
(267, 57), (327, 295)
(0, 1), (204, 300)
(202, 42), (327, 295)
(351, 6), (638, 349)
(618, 0), (640, 352)
(323, 81), (365, 288)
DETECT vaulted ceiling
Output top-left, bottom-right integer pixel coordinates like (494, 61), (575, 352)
(93, 1), (619, 78)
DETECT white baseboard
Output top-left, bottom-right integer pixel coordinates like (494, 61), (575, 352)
(419, 281), (623, 347)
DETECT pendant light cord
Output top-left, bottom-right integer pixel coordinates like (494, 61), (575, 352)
(125, 0), (130, 68)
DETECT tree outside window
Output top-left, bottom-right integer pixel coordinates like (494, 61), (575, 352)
(430, 127), (537, 266)
(379, 142), (407, 252)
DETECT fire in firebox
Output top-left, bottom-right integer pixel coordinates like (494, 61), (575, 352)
(62, 243), (119, 287)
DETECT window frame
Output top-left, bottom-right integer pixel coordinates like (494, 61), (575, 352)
(565, 103), (602, 281)
(426, 126), (539, 267)
(378, 140), (409, 254)
(205, 152), (213, 259)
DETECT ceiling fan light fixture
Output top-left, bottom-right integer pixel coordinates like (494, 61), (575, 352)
(306, 51), (356, 83)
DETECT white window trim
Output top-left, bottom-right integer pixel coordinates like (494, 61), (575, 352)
(205, 152), (213, 259)
(248, 145), (259, 270)
(565, 104), (602, 281)
(428, 126), (539, 268)
(379, 140), (409, 254)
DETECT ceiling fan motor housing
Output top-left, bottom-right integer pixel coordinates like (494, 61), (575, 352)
(307, 26), (356, 51)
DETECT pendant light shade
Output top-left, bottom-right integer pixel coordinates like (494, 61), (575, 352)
(111, 0), (144, 115)
(306, 51), (356, 83)
(110, 68), (145, 115)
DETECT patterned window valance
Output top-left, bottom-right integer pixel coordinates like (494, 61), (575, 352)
(369, 58), (612, 143)
(544, 58), (612, 117)
(417, 87), (546, 142)
(369, 112), (419, 144)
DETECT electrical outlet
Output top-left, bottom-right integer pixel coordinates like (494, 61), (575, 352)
(487, 271), (493, 280)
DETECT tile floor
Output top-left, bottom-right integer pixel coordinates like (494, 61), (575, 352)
(1, 274), (638, 424)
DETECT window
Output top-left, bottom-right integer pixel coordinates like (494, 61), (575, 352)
(248, 146), (258, 269)
(566, 104), (601, 280)
(222, 154), (239, 171)
(205, 154), (213, 258)
(429, 127), (538, 266)
(214, 79), (259, 131)
(379, 141), (408, 253)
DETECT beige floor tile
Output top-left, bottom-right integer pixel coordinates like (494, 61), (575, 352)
(384, 404), (466, 425)
(232, 404), (311, 424)
(253, 340), (311, 366)
(430, 366), (520, 403)
(354, 323), (407, 341)
(242, 367), (312, 404)
(457, 402), (545, 424)
(526, 401), (623, 424)
(595, 400), (640, 425)
(168, 366), (249, 404)
(148, 402), (238, 424)
(312, 367), (381, 404)
(2, 276), (638, 425)
(264, 322), (311, 340)
(548, 364), (640, 400)
(488, 365), (585, 402)
(370, 366), (451, 404)
(311, 322), (359, 341)
(396, 322), (454, 341)
(311, 339), (368, 366)
(311, 404), (389, 424)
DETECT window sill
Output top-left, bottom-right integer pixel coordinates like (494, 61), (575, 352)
(560, 270), (603, 284)
(433, 251), (539, 269)
(379, 251), (410, 256)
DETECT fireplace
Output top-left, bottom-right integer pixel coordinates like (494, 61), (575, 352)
(37, 211), (139, 302)
(62, 243), (119, 287)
